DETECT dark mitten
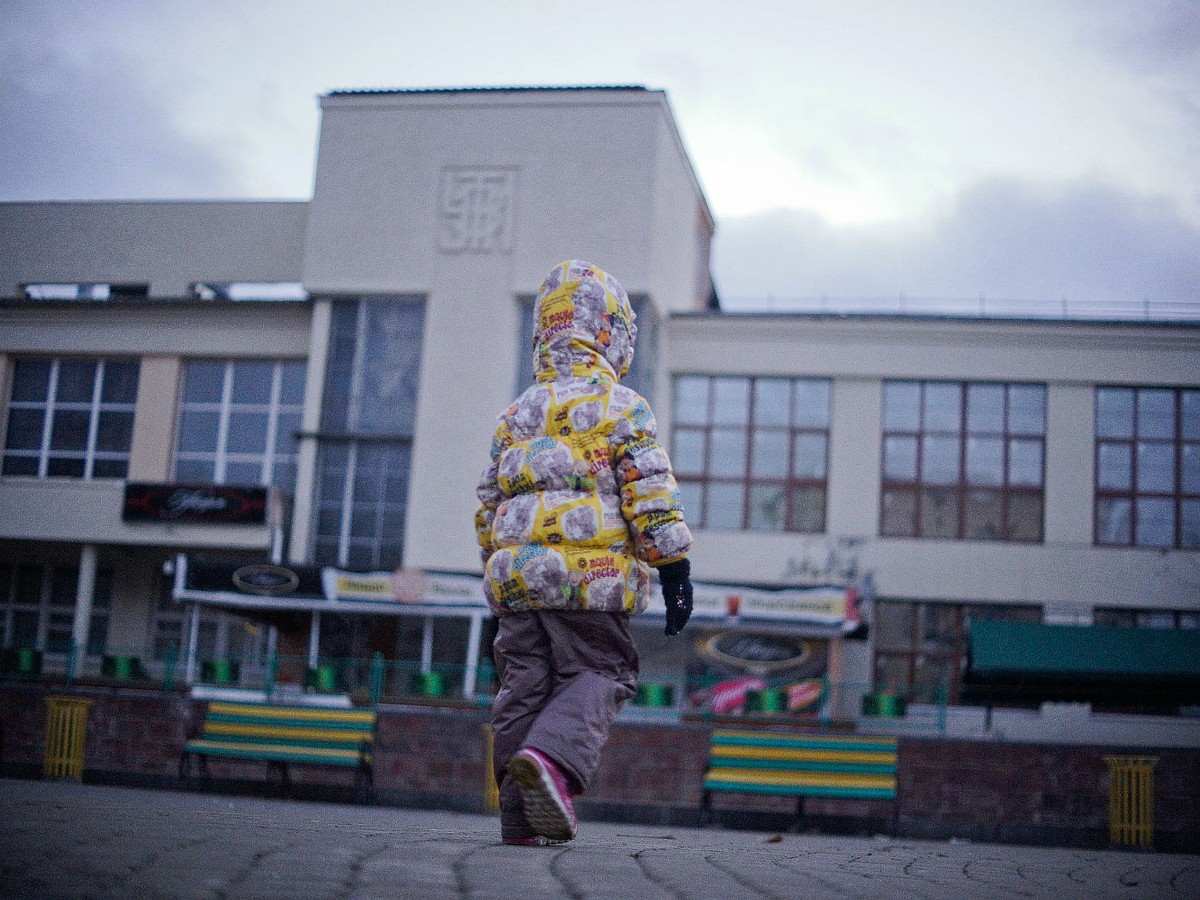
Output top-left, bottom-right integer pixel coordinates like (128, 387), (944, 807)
(657, 558), (693, 636)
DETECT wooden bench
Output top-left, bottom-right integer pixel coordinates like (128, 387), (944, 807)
(700, 729), (898, 830)
(179, 701), (376, 802)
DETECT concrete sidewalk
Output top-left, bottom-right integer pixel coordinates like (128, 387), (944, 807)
(2, 779), (1196, 899)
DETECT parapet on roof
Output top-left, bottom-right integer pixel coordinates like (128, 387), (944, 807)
(325, 84), (648, 98)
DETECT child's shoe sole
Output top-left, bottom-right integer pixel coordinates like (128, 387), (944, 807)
(506, 748), (577, 842)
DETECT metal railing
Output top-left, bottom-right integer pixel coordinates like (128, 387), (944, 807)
(719, 295), (1200, 322)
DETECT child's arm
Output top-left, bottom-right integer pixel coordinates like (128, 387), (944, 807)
(611, 398), (693, 567)
(474, 420), (512, 565)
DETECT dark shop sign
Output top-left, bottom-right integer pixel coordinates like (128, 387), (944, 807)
(122, 483), (268, 524)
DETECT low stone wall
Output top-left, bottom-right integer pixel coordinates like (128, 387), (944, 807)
(1, 682), (1196, 851)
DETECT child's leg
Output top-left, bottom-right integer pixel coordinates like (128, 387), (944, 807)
(491, 612), (553, 840)
(518, 610), (638, 795)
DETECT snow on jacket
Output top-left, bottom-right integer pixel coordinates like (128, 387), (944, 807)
(474, 260), (693, 616)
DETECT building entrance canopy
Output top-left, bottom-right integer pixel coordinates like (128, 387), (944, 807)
(172, 555), (863, 698)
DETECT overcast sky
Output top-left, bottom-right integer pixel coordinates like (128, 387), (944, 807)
(1, 0), (1197, 311)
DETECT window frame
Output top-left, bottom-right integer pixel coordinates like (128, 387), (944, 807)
(1094, 386), (1199, 549)
(172, 358), (306, 491)
(879, 379), (1047, 542)
(2, 357), (139, 479)
(671, 374), (832, 533)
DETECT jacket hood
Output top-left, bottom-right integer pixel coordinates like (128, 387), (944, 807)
(532, 260), (636, 382)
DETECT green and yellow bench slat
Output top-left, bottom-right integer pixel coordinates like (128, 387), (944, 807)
(187, 731), (368, 752)
(184, 738), (364, 767)
(202, 721), (372, 744)
(207, 703), (374, 726)
(704, 729), (899, 803)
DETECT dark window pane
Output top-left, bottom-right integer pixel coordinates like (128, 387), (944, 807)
(788, 486), (825, 532)
(711, 378), (750, 426)
(748, 484), (786, 531)
(883, 381), (920, 430)
(883, 435), (917, 481)
(673, 377), (709, 425)
(1096, 388), (1134, 438)
(177, 410), (220, 453)
(1136, 442), (1175, 493)
(924, 383), (961, 431)
(1008, 385), (1046, 435)
(275, 412), (301, 454)
(91, 458), (128, 478)
(875, 603), (915, 651)
(1137, 389), (1175, 439)
(792, 433), (827, 479)
(1097, 497), (1132, 544)
(101, 361), (139, 403)
(880, 489), (917, 536)
(226, 411), (269, 455)
(4, 408), (45, 450)
(11, 360), (51, 401)
(1007, 493), (1043, 542)
(231, 361), (274, 404)
(2, 455), (38, 475)
(677, 482), (702, 523)
(1183, 443), (1200, 493)
(705, 482), (744, 529)
(921, 435), (960, 485)
(1182, 500), (1200, 549)
(874, 654), (912, 693)
(95, 411), (134, 452)
(709, 429), (746, 477)
(753, 379), (790, 426)
(55, 360), (96, 402)
(47, 456), (85, 477)
(965, 437), (1003, 486)
(279, 362), (307, 405)
(49, 409), (90, 451)
(1097, 442), (1133, 490)
(920, 488), (959, 538)
(792, 380), (830, 428)
(1182, 391), (1200, 440)
(224, 461), (263, 485)
(1136, 497), (1174, 547)
(964, 489), (1003, 540)
(750, 429), (788, 478)
(966, 384), (1004, 433)
(1008, 439), (1044, 487)
(672, 429), (705, 475)
(183, 362), (226, 403)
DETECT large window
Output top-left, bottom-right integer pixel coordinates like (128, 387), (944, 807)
(312, 298), (425, 570)
(1095, 387), (1199, 549)
(873, 599), (1041, 703)
(672, 375), (831, 532)
(173, 359), (306, 491)
(2, 358), (139, 478)
(881, 380), (1046, 541)
(1094, 607), (1200, 629)
(0, 562), (111, 656)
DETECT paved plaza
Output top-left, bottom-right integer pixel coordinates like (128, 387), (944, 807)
(2, 779), (1197, 899)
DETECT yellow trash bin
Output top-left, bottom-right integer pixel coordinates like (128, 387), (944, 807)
(44, 696), (92, 780)
(482, 724), (500, 813)
(1104, 755), (1158, 848)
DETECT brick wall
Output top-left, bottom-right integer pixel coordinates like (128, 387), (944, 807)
(2, 682), (1196, 851)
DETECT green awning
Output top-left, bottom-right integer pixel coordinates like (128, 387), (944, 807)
(968, 620), (1200, 681)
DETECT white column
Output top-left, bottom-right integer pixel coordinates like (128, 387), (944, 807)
(185, 603), (201, 684)
(462, 612), (483, 698)
(71, 544), (98, 657)
(308, 612), (321, 668)
(420, 616), (434, 674)
(289, 299), (333, 565)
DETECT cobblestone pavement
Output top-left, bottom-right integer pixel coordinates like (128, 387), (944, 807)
(2, 779), (1197, 899)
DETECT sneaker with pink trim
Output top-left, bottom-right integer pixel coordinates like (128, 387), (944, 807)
(506, 748), (577, 841)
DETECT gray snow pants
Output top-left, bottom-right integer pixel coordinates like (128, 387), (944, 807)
(490, 610), (639, 837)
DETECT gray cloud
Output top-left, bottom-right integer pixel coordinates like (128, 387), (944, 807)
(0, 21), (239, 201)
(712, 179), (1200, 309)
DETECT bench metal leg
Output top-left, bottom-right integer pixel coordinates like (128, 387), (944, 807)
(271, 761), (293, 798)
(699, 790), (714, 827)
(790, 796), (806, 833)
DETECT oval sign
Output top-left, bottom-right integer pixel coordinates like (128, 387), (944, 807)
(699, 631), (812, 673)
(232, 564), (301, 597)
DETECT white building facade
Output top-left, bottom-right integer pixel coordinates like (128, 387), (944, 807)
(0, 87), (1196, 738)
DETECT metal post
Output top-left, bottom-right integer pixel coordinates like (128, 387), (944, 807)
(308, 612), (321, 668)
(420, 615), (434, 675)
(70, 544), (98, 664)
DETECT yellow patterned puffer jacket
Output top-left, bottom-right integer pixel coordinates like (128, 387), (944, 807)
(475, 260), (693, 615)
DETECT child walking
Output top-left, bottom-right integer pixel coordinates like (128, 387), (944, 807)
(475, 260), (694, 845)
